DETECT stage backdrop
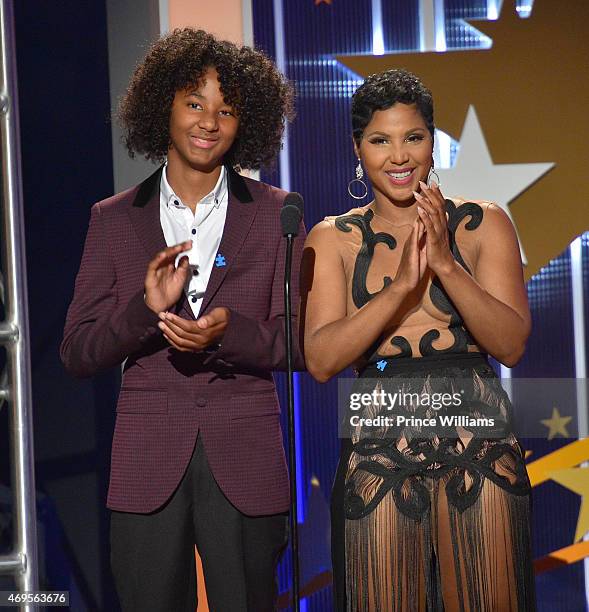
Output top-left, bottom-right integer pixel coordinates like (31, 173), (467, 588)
(6, 1), (588, 611)
(252, 1), (589, 610)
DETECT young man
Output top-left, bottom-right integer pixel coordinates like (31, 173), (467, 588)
(60, 29), (304, 611)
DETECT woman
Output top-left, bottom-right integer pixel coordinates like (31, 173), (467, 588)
(301, 69), (536, 611)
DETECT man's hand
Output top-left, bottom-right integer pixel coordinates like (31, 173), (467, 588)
(157, 307), (230, 352)
(144, 241), (193, 314)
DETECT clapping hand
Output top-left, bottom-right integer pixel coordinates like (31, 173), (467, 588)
(414, 181), (455, 277)
(393, 217), (427, 292)
(144, 241), (192, 314)
(158, 307), (230, 352)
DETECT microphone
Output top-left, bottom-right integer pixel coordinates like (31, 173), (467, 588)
(281, 192), (304, 236)
(280, 191), (304, 611)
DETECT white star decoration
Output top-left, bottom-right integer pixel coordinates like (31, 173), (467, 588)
(436, 106), (555, 265)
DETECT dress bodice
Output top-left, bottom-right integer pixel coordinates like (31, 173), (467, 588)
(325, 198), (487, 367)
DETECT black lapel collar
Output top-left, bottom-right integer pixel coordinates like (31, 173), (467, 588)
(226, 164), (254, 203)
(127, 165), (167, 258)
(131, 163), (253, 207)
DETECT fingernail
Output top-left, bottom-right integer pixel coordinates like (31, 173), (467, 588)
(417, 205), (423, 213)
(413, 191), (421, 199)
(158, 322), (165, 330)
(158, 312), (166, 320)
(419, 180), (427, 188)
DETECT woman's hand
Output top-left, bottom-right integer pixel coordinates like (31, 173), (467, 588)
(393, 218), (427, 292)
(414, 181), (455, 277)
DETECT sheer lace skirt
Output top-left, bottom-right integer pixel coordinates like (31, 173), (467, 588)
(331, 352), (536, 612)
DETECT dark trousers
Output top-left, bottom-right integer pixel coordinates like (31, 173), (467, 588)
(110, 434), (288, 612)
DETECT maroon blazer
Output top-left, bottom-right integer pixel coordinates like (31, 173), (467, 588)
(60, 166), (306, 515)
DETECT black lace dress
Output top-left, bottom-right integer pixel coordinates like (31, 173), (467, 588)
(328, 200), (536, 612)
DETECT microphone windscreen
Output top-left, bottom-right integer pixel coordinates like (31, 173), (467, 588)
(281, 204), (302, 237)
(283, 192), (304, 217)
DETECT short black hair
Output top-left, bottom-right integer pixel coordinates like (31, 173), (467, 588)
(118, 28), (294, 169)
(351, 68), (435, 145)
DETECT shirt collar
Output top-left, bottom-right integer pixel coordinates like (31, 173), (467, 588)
(160, 164), (227, 210)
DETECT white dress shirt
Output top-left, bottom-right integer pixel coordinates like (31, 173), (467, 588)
(159, 164), (229, 318)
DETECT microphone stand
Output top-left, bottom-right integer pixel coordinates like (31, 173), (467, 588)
(284, 232), (300, 612)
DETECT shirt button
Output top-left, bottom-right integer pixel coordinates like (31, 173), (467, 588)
(192, 269), (198, 276)
(174, 199), (179, 206)
(191, 228), (196, 235)
(191, 296), (197, 303)
(196, 398), (206, 407)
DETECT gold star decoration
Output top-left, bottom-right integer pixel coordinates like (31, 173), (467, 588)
(541, 407), (573, 440)
(550, 467), (589, 542)
(336, 0), (589, 280)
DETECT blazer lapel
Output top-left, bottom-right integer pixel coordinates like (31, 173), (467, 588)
(199, 166), (257, 315)
(127, 165), (167, 258)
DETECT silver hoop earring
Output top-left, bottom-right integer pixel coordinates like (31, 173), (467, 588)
(427, 166), (441, 187)
(348, 159), (368, 200)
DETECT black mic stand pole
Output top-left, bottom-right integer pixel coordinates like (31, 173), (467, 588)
(284, 232), (300, 612)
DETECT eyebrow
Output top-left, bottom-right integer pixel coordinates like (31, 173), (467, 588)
(184, 92), (234, 109)
(366, 127), (427, 138)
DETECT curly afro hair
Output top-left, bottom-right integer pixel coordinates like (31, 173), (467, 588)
(118, 28), (294, 169)
(351, 68), (434, 146)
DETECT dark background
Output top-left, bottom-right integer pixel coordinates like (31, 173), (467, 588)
(4, 2), (119, 609)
